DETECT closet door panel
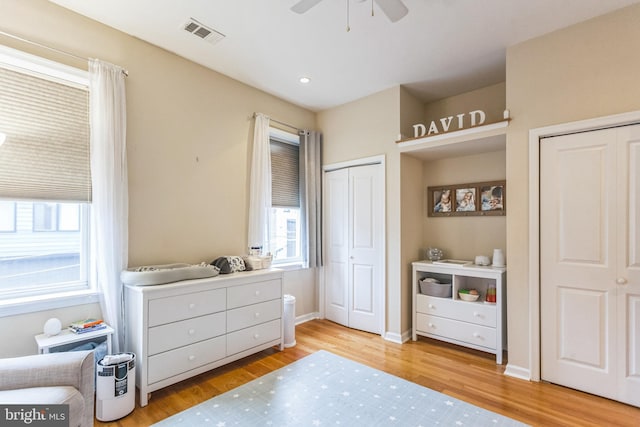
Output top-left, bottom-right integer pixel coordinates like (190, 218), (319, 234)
(616, 125), (640, 407)
(324, 169), (349, 326)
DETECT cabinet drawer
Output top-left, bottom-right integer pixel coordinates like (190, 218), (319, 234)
(149, 288), (226, 327)
(147, 335), (226, 384)
(227, 299), (281, 333)
(226, 319), (281, 355)
(416, 294), (496, 327)
(227, 279), (281, 309)
(148, 312), (226, 356)
(416, 313), (497, 350)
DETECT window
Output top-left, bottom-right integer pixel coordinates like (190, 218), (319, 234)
(269, 129), (302, 264)
(0, 201), (16, 232)
(0, 46), (91, 302)
(33, 203), (57, 232)
(32, 202), (81, 232)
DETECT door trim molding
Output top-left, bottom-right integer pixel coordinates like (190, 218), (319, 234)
(528, 110), (640, 382)
(322, 155), (386, 336)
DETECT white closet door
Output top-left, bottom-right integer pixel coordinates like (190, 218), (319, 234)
(324, 163), (383, 335)
(616, 125), (640, 407)
(347, 164), (382, 333)
(541, 124), (640, 407)
(325, 168), (349, 326)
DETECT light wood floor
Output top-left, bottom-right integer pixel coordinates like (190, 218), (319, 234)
(97, 319), (640, 426)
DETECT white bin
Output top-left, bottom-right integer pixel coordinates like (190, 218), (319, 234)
(283, 294), (296, 348)
(96, 353), (135, 421)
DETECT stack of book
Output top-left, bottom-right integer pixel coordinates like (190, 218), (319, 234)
(69, 318), (106, 334)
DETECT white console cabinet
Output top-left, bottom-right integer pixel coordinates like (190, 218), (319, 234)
(125, 269), (284, 406)
(412, 261), (506, 364)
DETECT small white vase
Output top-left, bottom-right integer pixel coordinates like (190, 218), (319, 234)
(492, 249), (505, 267)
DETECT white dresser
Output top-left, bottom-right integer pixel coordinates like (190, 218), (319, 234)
(411, 261), (506, 364)
(124, 269), (284, 406)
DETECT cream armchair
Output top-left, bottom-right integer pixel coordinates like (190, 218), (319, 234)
(0, 350), (94, 427)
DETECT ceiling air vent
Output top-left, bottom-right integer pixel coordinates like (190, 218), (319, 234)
(183, 18), (225, 45)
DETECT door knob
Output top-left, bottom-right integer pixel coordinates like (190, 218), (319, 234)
(616, 278), (628, 285)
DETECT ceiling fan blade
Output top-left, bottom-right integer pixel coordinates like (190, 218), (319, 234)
(291, 0), (325, 14)
(374, 0), (408, 23)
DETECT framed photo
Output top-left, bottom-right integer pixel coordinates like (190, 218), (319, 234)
(428, 186), (454, 216)
(480, 181), (506, 215)
(455, 188), (477, 213)
(428, 181), (506, 217)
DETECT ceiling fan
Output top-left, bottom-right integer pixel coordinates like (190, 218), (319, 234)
(291, 0), (409, 23)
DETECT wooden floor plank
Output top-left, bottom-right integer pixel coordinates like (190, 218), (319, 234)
(97, 319), (640, 426)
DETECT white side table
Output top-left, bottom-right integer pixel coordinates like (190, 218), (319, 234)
(35, 325), (114, 354)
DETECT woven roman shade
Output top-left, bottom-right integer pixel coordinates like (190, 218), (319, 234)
(0, 66), (90, 202)
(270, 139), (299, 208)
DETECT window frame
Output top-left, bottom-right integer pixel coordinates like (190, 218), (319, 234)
(269, 128), (304, 267)
(0, 46), (97, 315)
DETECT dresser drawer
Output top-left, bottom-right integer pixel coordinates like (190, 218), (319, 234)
(226, 319), (281, 356)
(149, 288), (226, 327)
(147, 335), (226, 384)
(416, 294), (496, 327)
(416, 313), (496, 350)
(227, 279), (281, 309)
(148, 312), (226, 356)
(227, 299), (281, 333)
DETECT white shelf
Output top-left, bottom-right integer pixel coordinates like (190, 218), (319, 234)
(397, 120), (509, 161)
(35, 325), (114, 354)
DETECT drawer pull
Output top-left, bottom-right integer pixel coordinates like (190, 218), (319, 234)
(254, 312), (260, 318)
(188, 303), (196, 310)
(428, 304), (434, 309)
(428, 323), (435, 329)
(255, 290), (261, 297)
(188, 329), (195, 335)
(473, 311), (480, 317)
(188, 355), (195, 361)
(253, 333), (260, 339)
(473, 332), (480, 338)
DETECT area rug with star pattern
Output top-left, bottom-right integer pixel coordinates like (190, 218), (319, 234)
(152, 349), (527, 426)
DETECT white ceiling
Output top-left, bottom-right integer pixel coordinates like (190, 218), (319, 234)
(50, 0), (639, 111)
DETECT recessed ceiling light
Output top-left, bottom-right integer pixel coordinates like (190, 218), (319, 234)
(299, 76), (311, 84)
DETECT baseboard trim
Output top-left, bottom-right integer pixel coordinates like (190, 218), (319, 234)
(384, 329), (411, 344)
(504, 363), (531, 381)
(295, 312), (320, 325)
(383, 332), (403, 344)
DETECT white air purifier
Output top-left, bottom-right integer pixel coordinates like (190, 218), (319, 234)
(96, 353), (136, 421)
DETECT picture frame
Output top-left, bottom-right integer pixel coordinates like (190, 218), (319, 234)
(428, 186), (455, 216)
(479, 181), (506, 215)
(455, 187), (477, 213)
(427, 181), (506, 217)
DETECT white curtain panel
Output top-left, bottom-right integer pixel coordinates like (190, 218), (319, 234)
(89, 59), (128, 353)
(248, 113), (272, 253)
(300, 130), (323, 268)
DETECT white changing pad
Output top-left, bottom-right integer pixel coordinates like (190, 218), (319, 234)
(121, 263), (220, 286)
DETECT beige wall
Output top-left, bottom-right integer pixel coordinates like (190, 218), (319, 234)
(505, 3), (640, 372)
(424, 82), (506, 126)
(0, 0), (317, 356)
(399, 86), (427, 140)
(400, 154), (425, 333)
(422, 150), (506, 261)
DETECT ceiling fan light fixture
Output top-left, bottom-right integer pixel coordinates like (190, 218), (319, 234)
(291, 0), (408, 24)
